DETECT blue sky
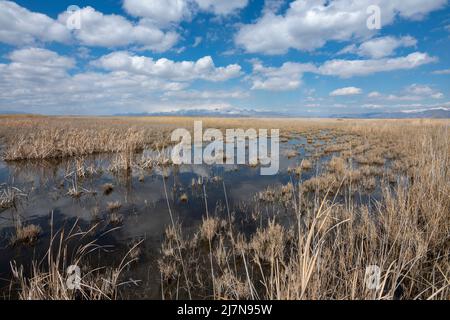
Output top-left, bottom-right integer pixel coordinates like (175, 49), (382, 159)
(0, 0), (449, 115)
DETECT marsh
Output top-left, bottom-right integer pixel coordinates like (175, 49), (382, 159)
(0, 116), (449, 300)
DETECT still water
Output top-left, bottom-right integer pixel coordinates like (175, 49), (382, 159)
(0, 137), (377, 298)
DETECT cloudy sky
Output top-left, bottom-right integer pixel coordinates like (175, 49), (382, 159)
(0, 0), (449, 115)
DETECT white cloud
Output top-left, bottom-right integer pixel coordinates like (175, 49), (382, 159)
(93, 51), (242, 82)
(248, 52), (436, 91)
(123, 0), (248, 21)
(319, 52), (437, 78)
(405, 84), (444, 99)
(249, 60), (316, 91)
(195, 0), (249, 15)
(367, 84), (444, 101)
(330, 87), (362, 96)
(339, 36), (417, 59)
(406, 84), (435, 95)
(262, 0), (285, 14)
(432, 68), (450, 75)
(1, 48), (75, 81)
(0, 1), (71, 45)
(385, 94), (424, 102)
(0, 48), (203, 114)
(58, 7), (179, 51)
(368, 91), (381, 98)
(235, 0), (447, 54)
(0, 2), (179, 52)
(304, 103), (320, 108)
(193, 36), (203, 47)
(0, 0), (249, 54)
(333, 103), (348, 108)
(163, 89), (249, 99)
(123, 0), (191, 26)
(362, 104), (384, 109)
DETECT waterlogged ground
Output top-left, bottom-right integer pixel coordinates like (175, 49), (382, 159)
(0, 135), (385, 298)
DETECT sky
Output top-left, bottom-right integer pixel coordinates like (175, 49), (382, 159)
(0, 0), (449, 116)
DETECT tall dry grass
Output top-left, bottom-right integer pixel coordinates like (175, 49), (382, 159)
(0, 116), (171, 161)
(1, 116), (449, 300)
(158, 123), (450, 300)
(9, 219), (141, 300)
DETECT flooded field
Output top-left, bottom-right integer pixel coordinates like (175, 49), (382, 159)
(0, 137), (334, 297)
(0, 117), (448, 300)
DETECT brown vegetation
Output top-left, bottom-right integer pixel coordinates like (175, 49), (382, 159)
(157, 120), (450, 300)
(1, 116), (449, 300)
(9, 221), (141, 300)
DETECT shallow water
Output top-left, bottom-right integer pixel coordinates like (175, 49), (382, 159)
(0, 137), (382, 298)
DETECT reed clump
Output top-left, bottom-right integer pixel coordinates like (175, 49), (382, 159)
(102, 183), (114, 195)
(0, 185), (25, 210)
(9, 222), (141, 300)
(11, 223), (41, 245)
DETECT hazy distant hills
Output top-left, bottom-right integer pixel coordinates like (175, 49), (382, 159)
(333, 108), (450, 119)
(117, 107), (450, 119)
(115, 107), (283, 118)
(2, 107), (449, 119)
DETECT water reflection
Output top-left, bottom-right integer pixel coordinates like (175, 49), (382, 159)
(0, 138), (378, 298)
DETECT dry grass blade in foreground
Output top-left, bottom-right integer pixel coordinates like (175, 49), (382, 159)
(9, 220), (141, 300)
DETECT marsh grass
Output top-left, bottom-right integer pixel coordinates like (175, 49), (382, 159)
(107, 201), (123, 225)
(9, 220), (141, 300)
(11, 223), (41, 245)
(0, 185), (25, 210)
(107, 201), (122, 212)
(67, 186), (83, 198)
(0, 118), (152, 161)
(1, 116), (449, 300)
(102, 183), (114, 195)
(158, 123), (450, 300)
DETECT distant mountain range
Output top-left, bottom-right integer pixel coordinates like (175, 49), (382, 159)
(2, 107), (449, 119)
(332, 107), (450, 119)
(116, 107), (450, 119)
(114, 107), (285, 118)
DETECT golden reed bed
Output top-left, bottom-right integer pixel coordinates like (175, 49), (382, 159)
(0, 115), (448, 161)
(1, 115), (449, 300)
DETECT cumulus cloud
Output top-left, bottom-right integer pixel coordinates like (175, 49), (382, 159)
(405, 84), (444, 99)
(367, 84), (444, 101)
(339, 36), (417, 59)
(249, 60), (316, 91)
(0, 1), (71, 45)
(262, 0), (285, 14)
(58, 7), (179, 51)
(248, 52), (436, 91)
(195, 0), (248, 15)
(0, 48), (207, 114)
(235, 0), (447, 54)
(0, 47), (243, 114)
(330, 87), (362, 96)
(123, 0), (249, 20)
(123, 0), (191, 26)
(319, 52), (437, 78)
(93, 51), (242, 82)
(164, 90), (249, 99)
(0, 2), (179, 52)
(368, 91), (382, 98)
(1, 48), (75, 82)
